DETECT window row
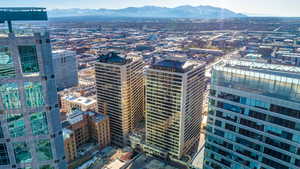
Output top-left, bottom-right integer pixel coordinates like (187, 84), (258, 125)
(0, 82), (44, 109)
(0, 45), (39, 78)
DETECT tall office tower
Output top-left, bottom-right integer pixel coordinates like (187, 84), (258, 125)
(0, 8), (66, 169)
(95, 52), (144, 146)
(52, 50), (78, 91)
(145, 57), (206, 160)
(204, 60), (300, 169)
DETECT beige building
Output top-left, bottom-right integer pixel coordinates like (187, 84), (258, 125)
(145, 56), (206, 160)
(61, 95), (97, 114)
(89, 113), (111, 149)
(95, 52), (144, 146)
(63, 128), (77, 163)
(62, 110), (111, 162)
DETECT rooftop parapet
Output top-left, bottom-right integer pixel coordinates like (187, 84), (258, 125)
(97, 52), (133, 65)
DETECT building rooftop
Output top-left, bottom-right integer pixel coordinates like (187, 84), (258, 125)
(63, 95), (96, 106)
(63, 110), (108, 127)
(218, 60), (300, 79)
(97, 52), (132, 65)
(151, 56), (202, 73)
(62, 128), (74, 140)
(214, 60), (300, 103)
(66, 110), (85, 125)
(93, 113), (108, 123)
(52, 49), (76, 59)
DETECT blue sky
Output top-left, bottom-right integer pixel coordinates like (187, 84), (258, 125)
(1, 0), (300, 17)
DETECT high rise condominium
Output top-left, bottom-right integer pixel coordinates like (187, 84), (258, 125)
(0, 8), (66, 169)
(204, 60), (300, 169)
(95, 52), (144, 146)
(145, 56), (206, 160)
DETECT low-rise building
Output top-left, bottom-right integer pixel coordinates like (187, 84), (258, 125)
(63, 128), (77, 163)
(62, 110), (111, 163)
(61, 95), (97, 114)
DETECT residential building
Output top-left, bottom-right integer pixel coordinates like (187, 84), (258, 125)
(0, 8), (66, 169)
(61, 95), (97, 114)
(95, 52), (144, 146)
(89, 113), (111, 149)
(144, 56), (206, 160)
(52, 49), (78, 90)
(62, 110), (110, 150)
(204, 60), (300, 169)
(63, 128), (77, 163)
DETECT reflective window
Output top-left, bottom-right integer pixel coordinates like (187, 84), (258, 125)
(36, 139), (53, 161)
(30, 112), (48, 136)
(0, 144), (9, 165)
(24, 82), (44, 107)
(13, 142), (32, 163)
(0, 122), (3, 138)
(0, 83), (21, 109)
(40, 165), (54, 169)
(0, 46), (15, 78)
(18, 46), (39, 74)
(7, 114), (25, 137)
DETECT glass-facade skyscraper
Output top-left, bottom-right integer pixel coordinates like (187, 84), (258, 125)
(204, 60), (300, 169)
(0, 8), (66, 169)
(145, 57), (206, 160)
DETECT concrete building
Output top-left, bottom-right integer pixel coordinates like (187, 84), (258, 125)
(204, 60), (300, 169)
(63, 128), (77, 163)
(0, 8), (66, 169)
(61, 95), (97, 114)
(52, 49), (78, 90)
(95, 52), (144, 147)
(144, 56), (206, 160)
(62, 110), (110, 151)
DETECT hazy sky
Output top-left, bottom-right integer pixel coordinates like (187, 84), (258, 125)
(1, 0), (300, 17)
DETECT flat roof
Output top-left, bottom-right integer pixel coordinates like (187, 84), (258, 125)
(62, 128), (74, 140)
(216, 60), (300, 79)
(0, 7), (47, 22)
(151, 57), (203, 73)
(98, 52), (133, 65)
(63, 95), (96, 106)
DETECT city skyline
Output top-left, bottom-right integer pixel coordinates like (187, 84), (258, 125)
(1, 0), (300, 17)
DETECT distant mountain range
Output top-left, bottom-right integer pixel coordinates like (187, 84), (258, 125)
(48, 5), (247, 19)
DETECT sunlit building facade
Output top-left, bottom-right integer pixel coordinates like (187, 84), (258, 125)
(204, 60), (300, 169)
(95, 52), (144, 146)
(145, 57), (205, 160)
(0, 8), (66, 169)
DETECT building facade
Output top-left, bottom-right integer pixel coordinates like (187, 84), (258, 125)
(60, 95), (97, 114)
(145, 57), (206, 160)
(0, 8), (66, 169)
(63, 128), (77, 163)
(204, 60), (300, 169)
(62, 110), (110, 151)
(52, 50), (78, 90)
(95, 52), (144, 147)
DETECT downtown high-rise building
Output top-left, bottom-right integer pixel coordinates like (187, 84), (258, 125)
(0, 8), (66, 169)
(145, 57), (206, 160)
(95, 52), (144, 147)
(52, 50), (78, 91)
(204, 60), (300, 169)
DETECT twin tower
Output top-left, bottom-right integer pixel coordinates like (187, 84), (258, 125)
(95, 52), (206, 160)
